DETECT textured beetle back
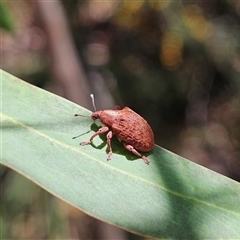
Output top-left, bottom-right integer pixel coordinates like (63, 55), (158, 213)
(112, 107), (154, 152)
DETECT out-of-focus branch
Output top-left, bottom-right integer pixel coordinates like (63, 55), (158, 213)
(35, 0), (91, 109)
(33, 2), (126, 239)
(185, 66), (214, 126)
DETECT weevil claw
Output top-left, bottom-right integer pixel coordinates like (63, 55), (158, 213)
(107, 152), (112, 161)
(142, 156), (150, 165)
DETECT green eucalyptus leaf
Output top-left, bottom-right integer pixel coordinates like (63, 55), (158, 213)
(1, 69), (240, 239)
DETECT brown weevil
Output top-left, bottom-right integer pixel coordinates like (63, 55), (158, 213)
(75, 94), (154, 164)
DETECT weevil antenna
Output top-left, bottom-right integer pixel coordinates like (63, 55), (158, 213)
(74, 94), (97, 117)
(90, 94), (97, 112)
(74, 114), (89, 117)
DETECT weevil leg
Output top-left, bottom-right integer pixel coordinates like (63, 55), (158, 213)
(80, 126), (109, 145)
(106, 131), (114, 160)
(123, 143), (150, 164)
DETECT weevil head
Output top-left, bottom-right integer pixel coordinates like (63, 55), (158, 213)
(75, 94), (121, 127)
(91, 110), (102, 121)
(94, 109), (120, 127)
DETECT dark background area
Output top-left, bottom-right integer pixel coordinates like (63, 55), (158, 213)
(1, 0), (240, 239)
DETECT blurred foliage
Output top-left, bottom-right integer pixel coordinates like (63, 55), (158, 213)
(1, 0), (240, 239)
(0, 1), (46, 81)
(0, 2), (15, 31)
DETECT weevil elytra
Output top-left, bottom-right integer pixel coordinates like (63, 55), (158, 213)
(75, 95), (154, 164)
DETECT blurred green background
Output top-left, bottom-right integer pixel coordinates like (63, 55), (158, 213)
(1, 0), (240, 239)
